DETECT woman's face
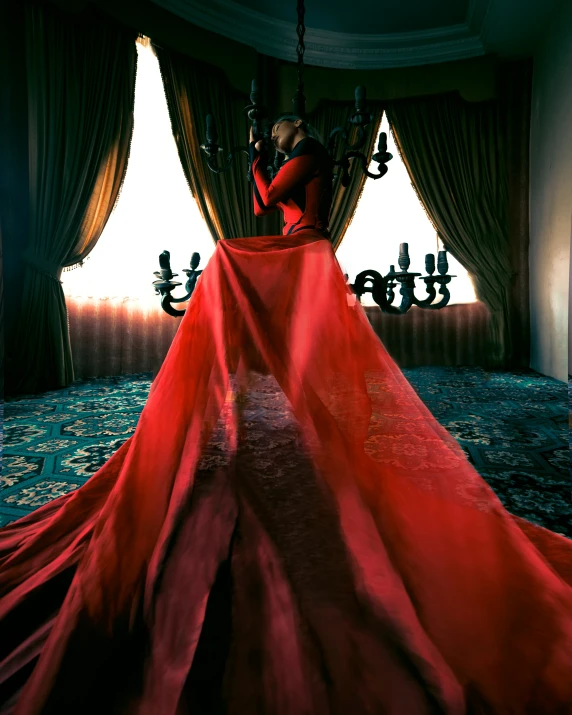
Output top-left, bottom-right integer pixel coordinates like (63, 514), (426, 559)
(271, 119), (304, 154)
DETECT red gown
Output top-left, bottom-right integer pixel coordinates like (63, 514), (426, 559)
(1, 139), (572, 715)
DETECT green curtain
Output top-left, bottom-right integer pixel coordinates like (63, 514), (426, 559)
(497, 60), (533, 369)
(309, 102), (384, 250)
(9, 4), (137, 395)
(385, 94), (514, 367)
(0, 233), (4, 399)
(153, 44), (383, 246)
(153, 43), (282, 242)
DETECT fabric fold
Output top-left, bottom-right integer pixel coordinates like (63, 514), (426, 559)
(1, 232), (571, 714)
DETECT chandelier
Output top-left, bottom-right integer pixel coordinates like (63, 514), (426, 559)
(199, 0), (393, 185)
(153, 0), (456, 316)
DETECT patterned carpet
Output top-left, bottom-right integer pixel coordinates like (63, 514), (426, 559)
(1, 368), (570, 537)
(569, 375), (572, 486)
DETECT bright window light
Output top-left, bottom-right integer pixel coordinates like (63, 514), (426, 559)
(62, 38), (216, 309)
(336, 114), (477, 306)
(64, 42), (476, 310)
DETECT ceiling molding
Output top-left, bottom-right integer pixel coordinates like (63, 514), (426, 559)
(474, 0), (498, 48)
(152, 0), (493, 69)
(466, 0), (493, 35)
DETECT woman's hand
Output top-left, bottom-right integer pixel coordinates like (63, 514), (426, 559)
(249, 126), (265, 152)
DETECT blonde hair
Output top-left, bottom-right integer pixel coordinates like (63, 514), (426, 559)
(273, 113), (323, 145)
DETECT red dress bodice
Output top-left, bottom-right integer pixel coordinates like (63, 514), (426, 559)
(250, 137), (333, 238)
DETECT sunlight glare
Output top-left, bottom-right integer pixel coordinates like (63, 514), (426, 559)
(335, 114), (477, 306)
(62, 39), (216, 309)
(63, 46), (476, 311)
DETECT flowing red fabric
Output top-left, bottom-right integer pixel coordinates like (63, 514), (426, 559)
(1, 232), (572, 715)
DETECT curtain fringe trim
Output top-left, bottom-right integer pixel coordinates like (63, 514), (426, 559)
(386, 116), (442, 240)
(110, 39), (139, 217)
(150, 40), (211, 242)
(334, 111), (384, 254)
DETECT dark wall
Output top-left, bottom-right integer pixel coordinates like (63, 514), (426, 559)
(1, 4), (30, 378)
(277, 55), (499, 112)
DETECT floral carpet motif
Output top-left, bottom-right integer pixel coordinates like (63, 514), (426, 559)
(1, 368), (570, 537)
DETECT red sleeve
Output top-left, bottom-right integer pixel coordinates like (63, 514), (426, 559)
(250, 150), (277, 216)
(252, 149), (318, 216)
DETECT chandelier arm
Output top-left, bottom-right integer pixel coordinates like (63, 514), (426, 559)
(394, 279), (415, 313)
(411, 281), (438, 307)
(154, 254), (205, 317)
(337, 151), (389, 181)
(169, 293), (193, 304)
(167, 273), (203, 304)
(205, 153), (233, 174)
(160, 293), (187, 317)
(204, 146), (250, 176)
(351, 270), (402, 315)
(327, 127), (349, 162)
(328, 126), (368, 158)
(415, 279), (453, 310)
(343, 126), (367, 152)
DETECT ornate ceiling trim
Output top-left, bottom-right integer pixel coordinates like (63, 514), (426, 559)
(153, 0), (494, 69)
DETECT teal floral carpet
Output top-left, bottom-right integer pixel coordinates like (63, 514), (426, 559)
(1, 368), (570, 538)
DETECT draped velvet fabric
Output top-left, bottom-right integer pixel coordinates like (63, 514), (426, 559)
(8, 4), (137, 396)
(152, 42), (282, 242)
(0, 234), (4, 397)
(66, 298), (181, 379)
(498, 60), (533, 369)
(65, 299), (490, 380)
(1, 232), (572, 714)
(308, 102), (384, 250)
(385, 94), (514, 368)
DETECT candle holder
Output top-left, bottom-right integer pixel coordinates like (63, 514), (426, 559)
(349, 243), (455, 314)
(199, 112), (250, 177)
(152, 251), (202, 317)
(327, 87), (393, 187)
(153, 244), (455, 319)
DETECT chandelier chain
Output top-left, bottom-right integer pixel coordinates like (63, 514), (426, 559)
(295, 0), (305, 94)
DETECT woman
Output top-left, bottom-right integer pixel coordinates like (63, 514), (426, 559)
(249, 115), (332, 240)
(1, 116), (572, 715)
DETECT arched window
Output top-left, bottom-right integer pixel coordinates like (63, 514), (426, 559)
(62, 38), (216, 308)
(335, 114), (477, 306)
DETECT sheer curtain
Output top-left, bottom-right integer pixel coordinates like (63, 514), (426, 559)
(63, 39), (215, 378)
